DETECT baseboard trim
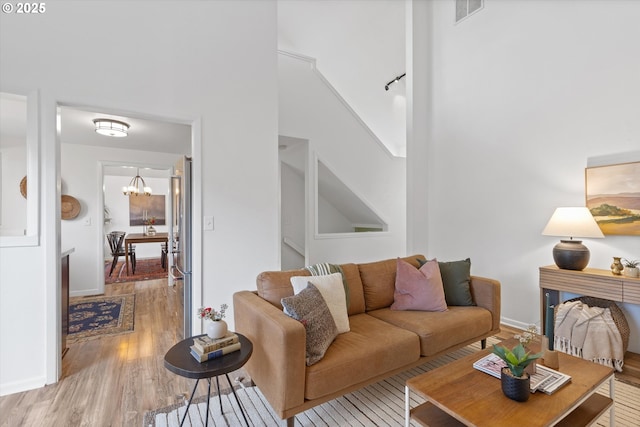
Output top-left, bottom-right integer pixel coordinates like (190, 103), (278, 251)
(0, 375), (46, 397)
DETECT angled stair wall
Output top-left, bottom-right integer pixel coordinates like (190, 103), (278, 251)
(279, 51), (406, 265)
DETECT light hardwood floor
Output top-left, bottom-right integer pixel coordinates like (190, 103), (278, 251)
(0, 279), (241, 427)
(1, 280), (638, 426)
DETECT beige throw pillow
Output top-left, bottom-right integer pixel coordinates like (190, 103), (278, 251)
(290, 272), (350, 333)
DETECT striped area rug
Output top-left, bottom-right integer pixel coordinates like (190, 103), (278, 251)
(145, 338), (640, 427)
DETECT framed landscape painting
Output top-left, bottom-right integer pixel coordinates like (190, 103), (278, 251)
(585, 161), (640, 235)
(129, 195), (166, 226)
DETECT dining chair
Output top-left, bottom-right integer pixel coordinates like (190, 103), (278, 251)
(161, 242), (168, 271)
(161, 240), (176, 271)
(106, 231), (136, 276)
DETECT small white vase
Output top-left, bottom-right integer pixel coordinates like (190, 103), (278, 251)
(623, 267), (639, 278)
(206, 320), (228, 339)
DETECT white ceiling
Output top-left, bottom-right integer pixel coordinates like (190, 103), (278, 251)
(2, 1), (404, 156)
(0, 95), (191, 154)
(61, 107), (191, 155)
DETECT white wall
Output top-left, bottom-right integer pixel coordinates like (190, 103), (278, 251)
(318, 193), (354, 233)
(280, 162), (306, 270)
(427, 0), (640, 351)
(0, 145), (26, 235)
(279, 52), (407, 264)
(0, 0), (278, 395)
(278, 0), (407, 156)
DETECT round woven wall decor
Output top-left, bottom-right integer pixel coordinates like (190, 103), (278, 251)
(19, 176), (27, 199)
(61, 195), (81, 220)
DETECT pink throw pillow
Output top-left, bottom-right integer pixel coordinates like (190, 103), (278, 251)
(390, 258), (448, 312)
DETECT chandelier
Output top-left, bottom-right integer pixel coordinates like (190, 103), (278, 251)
(122, 169), (152, 196)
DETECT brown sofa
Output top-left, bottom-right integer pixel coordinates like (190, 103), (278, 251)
(233, 255), (501, 425)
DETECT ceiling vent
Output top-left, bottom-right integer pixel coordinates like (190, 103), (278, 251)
(456, 0), (483, 23)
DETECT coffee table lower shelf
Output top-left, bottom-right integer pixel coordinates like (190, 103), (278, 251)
(409, 393), (613, 427)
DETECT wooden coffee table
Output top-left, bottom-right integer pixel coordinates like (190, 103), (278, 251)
(405, 339), (615, 427)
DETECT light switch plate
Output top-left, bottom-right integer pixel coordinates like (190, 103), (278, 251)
(203, 216), (214, 231)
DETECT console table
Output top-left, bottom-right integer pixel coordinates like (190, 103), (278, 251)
(539, 265), (640, 336)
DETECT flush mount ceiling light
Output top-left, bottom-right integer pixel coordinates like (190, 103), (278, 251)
(384, 73), (406, 91)
(93, 118), (130, 137)
(122, 168), (152, 196)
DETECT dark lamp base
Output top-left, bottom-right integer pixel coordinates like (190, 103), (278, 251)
(552, 240), (590, 271)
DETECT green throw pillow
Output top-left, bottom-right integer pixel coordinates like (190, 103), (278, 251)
(438, 258), (475, 306)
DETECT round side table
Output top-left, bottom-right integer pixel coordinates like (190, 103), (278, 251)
(164, 332), (253, 427)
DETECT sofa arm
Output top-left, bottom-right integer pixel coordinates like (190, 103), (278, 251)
(470, 276), (501, 332)
(233, 291), (306, 419)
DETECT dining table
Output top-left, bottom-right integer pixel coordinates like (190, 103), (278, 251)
(124, 232), (169, 275)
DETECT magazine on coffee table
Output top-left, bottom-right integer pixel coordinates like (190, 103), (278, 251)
(473, 353), (571, 394)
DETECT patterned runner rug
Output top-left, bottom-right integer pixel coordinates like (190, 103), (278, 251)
(144, 337), (640, 426)
(105, 257), (167, 284)
(67, 294), (135, 343)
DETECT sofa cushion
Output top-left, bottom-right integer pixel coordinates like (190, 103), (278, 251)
(359, 255), (426, 311)
(281, 283), (338, 366)
(256, 264), (367, 316)
(339, 264), (366, 316)
(290, 273), (350, 333)
(439, 258), (475, 306)
(303, 313), (420, 400)
(367, 306), (492, 357)
(391, 258), (448, 312)
(257, 269), (305, 309)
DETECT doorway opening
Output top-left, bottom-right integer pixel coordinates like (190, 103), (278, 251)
(58, 104), (196, 377)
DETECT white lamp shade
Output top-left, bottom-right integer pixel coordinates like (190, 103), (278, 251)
(542, 207), (604, 239)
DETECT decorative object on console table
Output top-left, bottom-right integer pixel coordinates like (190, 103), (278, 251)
(611, 257), (624, 275)
(492, 343), (543, 402)
(542, 207), (604, 270)
(623, 258), (639, 278)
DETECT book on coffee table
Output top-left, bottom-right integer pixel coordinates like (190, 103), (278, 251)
(473, 353), (571, 394)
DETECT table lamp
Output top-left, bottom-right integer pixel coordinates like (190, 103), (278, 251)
(542, 207), (604, 271)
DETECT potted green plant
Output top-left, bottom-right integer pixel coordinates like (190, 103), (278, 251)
(492, 343), (543, 402)
(622, 259), (639, 278)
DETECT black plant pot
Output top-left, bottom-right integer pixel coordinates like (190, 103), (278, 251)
(501, 367), (530, 402)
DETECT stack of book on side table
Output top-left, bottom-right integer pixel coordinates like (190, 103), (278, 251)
(473, 353), (572, 395)
(190, 332), (241, 363)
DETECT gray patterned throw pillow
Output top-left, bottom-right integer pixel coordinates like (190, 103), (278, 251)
(281, 282), (338, 366)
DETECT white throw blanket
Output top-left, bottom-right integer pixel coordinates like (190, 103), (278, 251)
(554, 300), (624, 372)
